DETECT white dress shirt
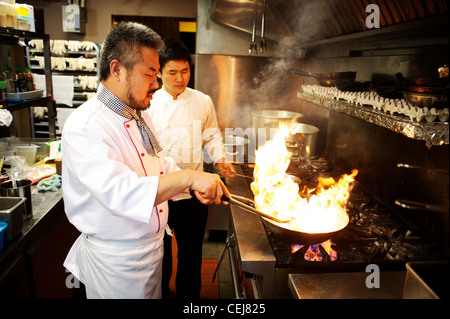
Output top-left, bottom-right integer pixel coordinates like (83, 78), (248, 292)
(148, 86), (224, 173)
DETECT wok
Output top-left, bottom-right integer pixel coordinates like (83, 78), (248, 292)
(396, 72), (449, 108)
(294, 70), (357, 87)
(218, 192), (347, 245)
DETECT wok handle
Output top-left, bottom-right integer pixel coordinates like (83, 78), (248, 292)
(293, 70), (318, 79)
(189, 189), (291, 223)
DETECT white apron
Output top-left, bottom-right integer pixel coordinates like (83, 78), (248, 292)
(67, 231), (164, 299)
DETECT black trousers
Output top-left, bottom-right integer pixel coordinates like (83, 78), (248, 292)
(162, 197), (208, 299)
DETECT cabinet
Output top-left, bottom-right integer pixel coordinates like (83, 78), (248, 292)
(26, 39), (99, 137)
(0, 27), (55, 139)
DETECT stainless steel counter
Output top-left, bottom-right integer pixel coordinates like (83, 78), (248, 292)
(0, 187), (64, 274)
(288, 271), (406, 299)
(225, 165), (277, 298)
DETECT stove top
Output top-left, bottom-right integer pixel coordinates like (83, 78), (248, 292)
(237, 159), (444, 272)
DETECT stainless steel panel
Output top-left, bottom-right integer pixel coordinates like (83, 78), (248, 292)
(225, 166), (277, 298)
(212, 0), (290, 42)
(195, 54), (302, 130)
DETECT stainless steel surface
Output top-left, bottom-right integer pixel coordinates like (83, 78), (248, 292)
(403, 261), (449, 299)
(0, 197), (26, 240)
(285, 123), (319, 159)
(0, 179), (33, 220)
(211, 0), (448, 45)
(288, 271), (406, 299)
(223, 136), (249, 164)
(195, 54), (302, 130)
(225, 165), (276, 298)
(212, 0), (290, 42)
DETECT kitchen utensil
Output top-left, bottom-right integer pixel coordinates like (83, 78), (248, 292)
(294, 70), (357, 87)
(0, 197), (26, 240)
(251, 110), (303, 144)
(0, 179), (33, 220)
(212, 190), (347, 245)
(230, 172), (253, 179)
(223, 135), (249, 164)
(402, 91), (448, 109)
(335, 80), (372, 92)
(395, 199), (448, 213)
(285, 123), (319, 159)
(397, 163), (449, 174)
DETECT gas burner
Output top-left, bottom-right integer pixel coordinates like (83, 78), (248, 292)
(290, 241), (338, 262)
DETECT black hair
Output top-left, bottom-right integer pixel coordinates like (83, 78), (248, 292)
(99, 22), (165, 81)
(158, 38), (192, 71)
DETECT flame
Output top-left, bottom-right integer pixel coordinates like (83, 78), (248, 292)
(251, 122), (358, 234)
(290, 240), (338, 261)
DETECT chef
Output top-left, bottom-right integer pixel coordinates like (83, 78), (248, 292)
(62, 22), (229, 299)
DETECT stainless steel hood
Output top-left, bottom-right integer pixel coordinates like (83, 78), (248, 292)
(212, 0), (449, 45)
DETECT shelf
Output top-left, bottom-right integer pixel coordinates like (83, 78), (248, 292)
(297, 92), (448, 147)
(1, 27), (55, 138)
(2, 96), (51, 112)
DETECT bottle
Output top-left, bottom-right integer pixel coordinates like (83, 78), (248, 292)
(0, 72), (6, 101)
(15, 65), (26, 93)
(24, 64), (35, 91)
(4, 65), (15, 94)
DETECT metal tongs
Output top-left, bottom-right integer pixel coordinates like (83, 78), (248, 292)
(190, 189), (291, 223)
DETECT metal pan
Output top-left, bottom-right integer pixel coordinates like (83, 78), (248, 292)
(220, 193), (347, 245)
(294, 70), (357, 87)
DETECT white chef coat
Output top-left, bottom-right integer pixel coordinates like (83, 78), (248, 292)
(148, 86), (224, 172)
(62, 85), (179, 298)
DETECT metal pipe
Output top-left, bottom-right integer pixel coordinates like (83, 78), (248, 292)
(227, 236), (243, 299)
(249, 0), (258, 55)
(260, 0), (267, 53)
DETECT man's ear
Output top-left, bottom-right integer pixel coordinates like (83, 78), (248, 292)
(110, 60), (122, 79)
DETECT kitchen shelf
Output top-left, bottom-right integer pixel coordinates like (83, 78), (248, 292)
(2, 96), (50, 112)
(297, 92), (449, 147)
(25, 40), (99, 137)
(0, 27), (55, 138)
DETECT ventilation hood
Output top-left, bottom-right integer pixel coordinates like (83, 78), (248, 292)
(212, 0), (449, 46)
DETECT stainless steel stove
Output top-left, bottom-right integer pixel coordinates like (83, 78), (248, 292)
(223, 161), (444, 299)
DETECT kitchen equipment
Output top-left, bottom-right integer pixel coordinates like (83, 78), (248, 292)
(14, 144), (38, 166)
(219, 191), (347, 245)
(225, 161), (446, 299)
(293, 70), (357, 87)
(0, 197), (26, 240)
(395, 199), (448, 213)
(396, 72), (449, 109)
(0, 179), (33, 220)
(402, 91), (448, 109)
(285, 123), (319, 159)
(335, 81), (372, 92)
(251, 110), (303, 144)
(223, 135), (249, 163)
(261, 218), (347, 245)
(230, 172), (253, 179)
(403, 261), (449, 299)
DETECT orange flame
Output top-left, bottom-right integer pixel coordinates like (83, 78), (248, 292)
(251, 122), (358, 234)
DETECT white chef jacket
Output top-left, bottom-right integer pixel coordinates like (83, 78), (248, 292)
(62, 85), (179, 297)
(148, 86), (224, 173)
